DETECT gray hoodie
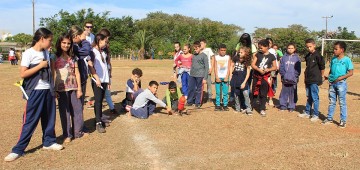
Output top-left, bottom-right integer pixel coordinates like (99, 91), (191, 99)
(190, 52), (209, 79)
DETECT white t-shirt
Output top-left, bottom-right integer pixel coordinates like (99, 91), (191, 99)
(21, 48), (51, 89)
(202, 48), (214, 68)
(92, 48), (109, 83)
(215, 55), (230, 78)
(9, 50), (15, 56)
(269, 48), (279, 67)
(86, 33), (95, 44)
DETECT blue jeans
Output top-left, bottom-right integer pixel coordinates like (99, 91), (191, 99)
(105, 89), (114, 110)
(327, 81), (348, 122)
(181, 72), (189, 96)
(215, 78), (229, 106)
(305, 84), (320, 116)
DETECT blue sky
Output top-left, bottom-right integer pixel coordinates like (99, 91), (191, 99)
(1, 0), (360, 37)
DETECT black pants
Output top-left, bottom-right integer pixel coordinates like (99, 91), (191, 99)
(252, 76), (269, 111)
(92, 82), (108, 123)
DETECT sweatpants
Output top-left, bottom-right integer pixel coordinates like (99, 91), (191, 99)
(215, 79), (229, 106)
(130, 101), (156, 119)
(279, 84), (298, 110)
(206, 74), (212, 99)
(92, 82), (108, 123)
(187, 76), (204, 105)
(58, 91), (84, 138)
(12, 89), (56, 155)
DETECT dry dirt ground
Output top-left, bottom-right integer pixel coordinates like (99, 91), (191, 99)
(1, 60), (360, 169)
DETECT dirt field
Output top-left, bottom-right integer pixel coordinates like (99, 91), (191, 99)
(1, 60), (360, 169)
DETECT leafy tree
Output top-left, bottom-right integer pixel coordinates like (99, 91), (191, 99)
(5, 33), (33, 48)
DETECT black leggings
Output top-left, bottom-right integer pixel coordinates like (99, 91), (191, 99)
(92, 82), (108, 123)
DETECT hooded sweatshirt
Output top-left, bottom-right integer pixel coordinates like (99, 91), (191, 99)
(279, 53), (301, 84)
(304, 50), (325, 85)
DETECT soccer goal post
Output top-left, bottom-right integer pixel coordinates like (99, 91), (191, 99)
(321, 38), (360, 56)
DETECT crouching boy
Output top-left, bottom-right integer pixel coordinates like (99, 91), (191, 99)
(130, 81), (171, 119)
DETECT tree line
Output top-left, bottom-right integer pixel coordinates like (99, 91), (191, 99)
(5, 8), (360, 60)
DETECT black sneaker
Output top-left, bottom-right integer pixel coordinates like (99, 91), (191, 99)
(339, 120), (346, 128)
(186, 103), (194, 107)
(322, 119), (333, 125)
(195, 104), (201, 109)
(223, 106), (229, 111)
(96, 122), (106, 133)
(110, 109), (118, 114)
(214, 106), (222, 111)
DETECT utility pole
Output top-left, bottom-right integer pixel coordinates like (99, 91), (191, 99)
(32, 0), (35, 34)
(322, 15), (333, 38)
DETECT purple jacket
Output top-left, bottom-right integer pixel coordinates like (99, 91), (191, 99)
(279, 53), (301, 85)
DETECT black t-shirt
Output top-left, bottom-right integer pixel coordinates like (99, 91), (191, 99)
(254, 52), (276, 75)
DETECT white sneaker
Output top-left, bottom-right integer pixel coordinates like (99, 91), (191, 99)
(310, 116), (319, 122)
(298, 113), (310, 118)
(43, 143), (64, 151)
(4, 153), (20, 162)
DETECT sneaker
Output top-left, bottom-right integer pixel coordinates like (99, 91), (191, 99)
(4, 153), (21, 162)
(241, 109), (247, 114)
(289, 109), (294, 113)
(247, 110), (253, 116)
(322, 119), (333, 125)
(223, 106), (229, 111)
(110, 109), (118, 114)
(268, 100), (274, 106)
(43, 143), (64, 150)
(298, 112), (310, 118)
(186, 103), (194, 107)
(195, 104), (201, 109)
(96, 123), (106, 133)
(310, 116), (319, 122)
(339, 120), (346, 128)
(214, 106), (222, 111)
(63, 137), (72, 143)
(260, 110), (266, 117)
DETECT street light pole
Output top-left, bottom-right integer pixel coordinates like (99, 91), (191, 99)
(32, 0), (35, 34)
(322, 15), (333, 38)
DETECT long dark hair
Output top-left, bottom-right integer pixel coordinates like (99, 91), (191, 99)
(31, 28), (53, 47)
(98, 28), (111, 60)
(93, 33), (107, 63)
(55, 33), (74, 58)
(239, 33), (252, 48)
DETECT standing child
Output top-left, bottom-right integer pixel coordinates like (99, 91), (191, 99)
(230, 47), (252, 114)
(130, 81), (171, 119)
(52, 33), (87, 143)
(278, 43), (301, 112)
(174, 44), (193, 98)
(214, 44), (231, 111)
(298, 39), (325, 122)
(187, 41), (209, 108)
(251, 39), (277, 116)
(322, 41), (354, 128)
(163, 81), (184, 115)
(88, 34), (110, 133)
(69, 26), (91, 107)
(4, 28), (63, 162)
(266, 38), (279, 107)
(200, 38), (215, 102)
(173, 41), (183, 80)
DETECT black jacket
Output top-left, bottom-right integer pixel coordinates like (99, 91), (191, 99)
(304, 50), (325, 85)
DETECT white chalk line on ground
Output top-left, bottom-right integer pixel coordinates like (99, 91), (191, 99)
(122, 117), (175, 169)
